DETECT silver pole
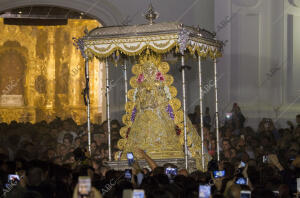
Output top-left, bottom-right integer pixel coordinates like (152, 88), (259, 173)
(181, 55), (188, 170)
(198, 56), (205, 170)
(105, 59), (112, 161)
(124, 60), (128, 103)
(214, 59), (220, 161)
(85, 58), (91, 155)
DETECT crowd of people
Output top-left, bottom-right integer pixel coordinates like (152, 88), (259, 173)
(0, 103), (299, 198)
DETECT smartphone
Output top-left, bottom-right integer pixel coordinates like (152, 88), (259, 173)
(8, 174), (20, 183)
(263, 155), (268, 163)
(235, 177), (248, 185)
(225, 113), (232, 119)
(165, 167), (177, 176)
(239, 161), (246, 168)
(272, 191), (279, 198)
(165, 167), (177, 182)
(127, 152), (134, 166)
(199, 185), (211, 198)
(78, 176), (91, 196)
(124, 169), (132, 180)
(213, 170), (225, 178)
(240, 190), (251, 198)
(133, 189), (145, 198)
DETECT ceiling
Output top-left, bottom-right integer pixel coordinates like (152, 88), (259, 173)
(0, 6), (93, 20)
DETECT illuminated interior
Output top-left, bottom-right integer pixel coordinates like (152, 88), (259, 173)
(0, 18), (105, 124)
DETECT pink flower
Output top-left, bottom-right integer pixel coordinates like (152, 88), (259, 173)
(137, 74), (144, 83)
(156, 72), (164, 81)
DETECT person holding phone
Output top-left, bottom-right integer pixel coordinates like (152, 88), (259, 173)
(135, 148), (158, 170)
(72, 177), (102, 198)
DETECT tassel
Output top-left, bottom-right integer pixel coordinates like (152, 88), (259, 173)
(175, 45), (179, 53)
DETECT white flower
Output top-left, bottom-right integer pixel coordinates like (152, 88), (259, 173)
(164, 85), (172, 100)
(133, 88), (137, 102)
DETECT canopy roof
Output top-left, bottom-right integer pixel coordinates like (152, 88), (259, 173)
(74, 6), (223, 59)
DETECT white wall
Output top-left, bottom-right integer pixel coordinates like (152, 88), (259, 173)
(215, 0), (300, 129)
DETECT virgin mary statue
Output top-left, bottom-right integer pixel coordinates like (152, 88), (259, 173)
(117, 54), (210, 171)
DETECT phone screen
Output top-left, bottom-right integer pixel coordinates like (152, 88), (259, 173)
(263, 155), (268, 163)
(273, 191), (279, 198)
(225, 113), (232, 119)
(213, 170), (225, 178)
(127, 152), (134, 166)
(199, 185), (211, 198)
(240, 190), (251, 198)
(235, 177), (247, 185)
(8, 174), (20, 184)
(165, 168), (177, 176)
(133, 189), (145, 198)
(124, 169), (132, 180)
(239, 161), (246, 168)
(78, 176), (91, 196)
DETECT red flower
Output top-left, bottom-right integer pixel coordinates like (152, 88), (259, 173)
(175, 125), (181, 136)
(156, 72), (164, 81)
(126, 127), (131, 138)
(137, 74), (144, 83)
(156, 72), (161, 80)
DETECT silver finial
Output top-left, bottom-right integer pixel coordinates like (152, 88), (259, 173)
(144, 3), (159, 25)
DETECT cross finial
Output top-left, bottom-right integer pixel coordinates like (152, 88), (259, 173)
(144, 3), (159, 25)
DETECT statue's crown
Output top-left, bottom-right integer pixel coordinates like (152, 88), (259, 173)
(139, 53), (161, 67)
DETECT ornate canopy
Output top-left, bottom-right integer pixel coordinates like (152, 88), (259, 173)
(74, 21), (223, 60)
(73, 5), (224, 170)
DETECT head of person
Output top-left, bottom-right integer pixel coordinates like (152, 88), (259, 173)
(47, 148), (56, 159)
(63, 152), (75, 164)
(194, 105), (200, 115)
(26, 167), (44, 186)
(63, 134), (73, 147)
(222, 139), (231, 151)
(225, 127), (232, 138)
(111, 119), (120, 129)
(101, 120), (108, 133)
(205, 107), (210, 114)
(60, 144), (68, 156)
(91, 141), (97, 152)
(74, 137), (81, 147)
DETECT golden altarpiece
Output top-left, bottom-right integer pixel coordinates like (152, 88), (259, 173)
(0, 19), (104, 124)
(75, 6), (223, 171)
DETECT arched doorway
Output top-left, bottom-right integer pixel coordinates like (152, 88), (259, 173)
(0, 0), (122, 26)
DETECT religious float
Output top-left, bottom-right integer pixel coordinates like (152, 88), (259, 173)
(74, 4), (223, 172)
